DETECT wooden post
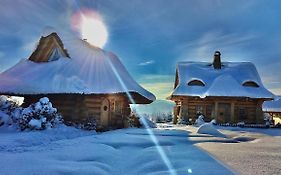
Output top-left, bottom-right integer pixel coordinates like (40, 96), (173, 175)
(231, 102), (235, 123)
(214, 101), (218, 121)
(256, 100), (264, 124)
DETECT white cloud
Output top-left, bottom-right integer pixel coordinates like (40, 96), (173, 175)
(138, 60), (155, 66)
(176, 31), (257, 62)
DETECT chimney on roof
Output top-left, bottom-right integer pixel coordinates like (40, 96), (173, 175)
(213, 51), (221, 69)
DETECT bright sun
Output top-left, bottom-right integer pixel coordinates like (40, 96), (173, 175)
(71, 9), (108, 48)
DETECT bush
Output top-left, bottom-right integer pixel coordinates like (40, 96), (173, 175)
(177, 118), (187, 125)
(127, 113), (141, 128)
(67, 119), (97, 131)
(18, 97), (63, 131)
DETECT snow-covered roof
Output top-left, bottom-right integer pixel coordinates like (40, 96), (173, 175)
(0, 33), (155, 104)
(262, 96), (281, 113)
(170, 61), (274, 99)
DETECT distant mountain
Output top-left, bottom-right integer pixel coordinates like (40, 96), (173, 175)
(131, 100), (175, 115)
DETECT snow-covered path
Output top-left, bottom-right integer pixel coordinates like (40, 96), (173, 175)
(0, 127), (234, 175)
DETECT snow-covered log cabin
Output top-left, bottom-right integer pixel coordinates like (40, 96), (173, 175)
(263, 97), (281, 120)
(168, 51), (274, 124)
(0, 32), (155, 130)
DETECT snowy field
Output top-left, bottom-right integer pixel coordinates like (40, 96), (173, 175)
(1, 124), (281, 175)
(0, 125), (234, 175)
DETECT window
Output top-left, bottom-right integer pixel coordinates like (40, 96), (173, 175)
(188, 80), (205, 86)
(242, 81), (259, 87)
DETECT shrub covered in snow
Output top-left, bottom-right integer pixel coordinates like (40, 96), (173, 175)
(127, 113), (141, 128)
(195, 115), (205, 127)
(177, 118), (187, 125)
(0, 95), (22, 126)
(0, 96), (63, 131)
(66, 118), (97, 131)
(18, 97), (63, 131)
(139, 116), (157, 128)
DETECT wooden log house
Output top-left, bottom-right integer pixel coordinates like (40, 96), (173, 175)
(0, 32), (155, 130)
(263, 97), (281, 124)
(168, 51), (274, 124)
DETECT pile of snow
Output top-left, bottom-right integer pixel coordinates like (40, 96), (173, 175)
(210, 119), (217, 125)
(139, 116), (157, 128)
(197, 123), (226, 138)
(195, 115), (205, 127)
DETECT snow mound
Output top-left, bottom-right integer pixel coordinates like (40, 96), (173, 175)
(195, 115), (205, 127)
(139, 116), (157, 128)
(197, 123), (226, 138)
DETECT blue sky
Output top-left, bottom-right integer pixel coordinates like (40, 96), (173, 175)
(0, 0), (281, 99)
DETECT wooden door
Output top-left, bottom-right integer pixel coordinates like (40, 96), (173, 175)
(218, 103), (231, 123)
(101, 98), (110, 127)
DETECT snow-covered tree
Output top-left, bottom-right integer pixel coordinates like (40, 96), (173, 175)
(18, 97), (63, 130)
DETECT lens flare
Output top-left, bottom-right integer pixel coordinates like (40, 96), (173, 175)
(71, 9), (108, 48)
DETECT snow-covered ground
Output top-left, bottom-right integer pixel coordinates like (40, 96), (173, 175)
(0, 126), (234, 175)
(1, 123), (280, 175)
(158, 124), (281, 175)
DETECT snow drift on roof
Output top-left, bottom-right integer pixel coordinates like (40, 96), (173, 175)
(262, 96), (281, 112)
(0, 33), (155, 103)
(170, 62), (274, 99)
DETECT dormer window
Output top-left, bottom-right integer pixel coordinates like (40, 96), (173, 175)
(188, 80), (205, 86)
(242, 81), (259, 88)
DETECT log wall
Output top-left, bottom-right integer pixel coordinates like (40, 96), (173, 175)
(23, 94), (130, 130)
(172, 96), (265, 124)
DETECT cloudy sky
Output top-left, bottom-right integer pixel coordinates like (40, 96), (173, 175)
(0, 0), (281, 99)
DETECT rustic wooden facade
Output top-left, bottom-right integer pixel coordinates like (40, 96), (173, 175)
(172, 96), (265, 124)
(22, 94), (133, 130)
(169, 51), (274, 124)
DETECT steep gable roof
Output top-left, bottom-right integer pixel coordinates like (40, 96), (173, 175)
(169, 61), (274, 99)
(0, 33), (155, 104)
(28, 33), (70, 62)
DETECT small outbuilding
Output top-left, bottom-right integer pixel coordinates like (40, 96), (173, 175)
(0, 32), (155, 130)
(168, 51), (274, 124)
(263, 97), (281, 123)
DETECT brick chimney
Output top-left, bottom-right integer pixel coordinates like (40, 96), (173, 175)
(213, 51), (221, 69)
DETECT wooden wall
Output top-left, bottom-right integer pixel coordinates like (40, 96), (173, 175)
(172, 96), (265, 124)
(23, 94), (131, 130)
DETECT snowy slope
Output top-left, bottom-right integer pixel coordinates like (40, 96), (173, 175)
(0, 34), (155, 102)
(171, 62), (274, 99)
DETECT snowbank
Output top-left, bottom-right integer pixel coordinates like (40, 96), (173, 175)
(197, 123), (226, 138)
